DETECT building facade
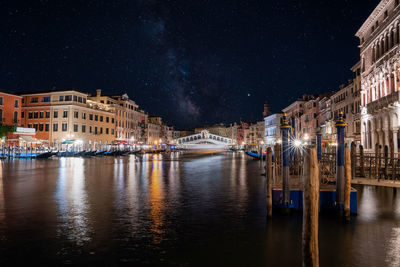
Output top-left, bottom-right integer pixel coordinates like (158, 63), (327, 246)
(356, 0), (400, 154)
(264, 113), (282, 147)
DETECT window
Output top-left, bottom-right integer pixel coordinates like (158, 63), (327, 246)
(82, 125), (86, 133)
(0, 97), (3, 105)
(63, 110), (68, 118)
(111, 129), (114, 135)
(95, 115), (98, 121)
(62, 123), (67, 131)
(385, 10), (388, 18)
(74, 111), (79, 118)
(13, 111), (18, 123)
(21, 111), (24, 118)
(78, 97), (83, 103)
(34, 112), (38, 118)
(74, 124), (78, 132)
(45, 123), (49, 132)
(29, 112), (33, 119)
(82, 112), (86, 119)
(30, 97), (38, 103)
(106, 117), (109, 123)
(28, 123), (32, 128)
(73, 95), (77, 102)
(54, 110), (58, 118)
(100, 116), (103, 122)
(41, 97), (50, 102)
(100, 127), (103, 134)
(106, 128), (109, 134)
(14, 100), (19, 108)
(95, 127), (98, 135)
(89, 114), (93, 120)
(65, 95), (72, 101)
(53, 123), (58, 132)
(45, 111), (50, 118)
(40, 111), (44, 118)
(112, 118), (114, 123)
(89, 126), (92, 133)
(39, 123), (44, 131)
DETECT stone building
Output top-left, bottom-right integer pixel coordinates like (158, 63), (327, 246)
(356, 0), (400, 154)
(88, 90), (147, 144)
(264, 113), (282, 147)
(22, 89), (115, 148)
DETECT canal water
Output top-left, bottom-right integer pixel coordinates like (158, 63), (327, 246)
(0, 152), (399, 266)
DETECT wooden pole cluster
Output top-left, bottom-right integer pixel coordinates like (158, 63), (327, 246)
(266, 147), (273, 218)
(302, 147), (319, 267)
(344, 146), (352, 221)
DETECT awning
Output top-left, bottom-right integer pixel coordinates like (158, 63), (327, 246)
(62, 139), (76, 144)
(112, 140), (128, 145)
(19, 136), (41, 143)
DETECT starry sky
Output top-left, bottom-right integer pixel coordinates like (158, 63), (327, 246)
(0, 0), (379, 129)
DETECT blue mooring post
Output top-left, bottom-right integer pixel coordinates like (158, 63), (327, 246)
(335, 111), (347, 210)
(281, 112), (291, 208)
(316, 128), (322, 161)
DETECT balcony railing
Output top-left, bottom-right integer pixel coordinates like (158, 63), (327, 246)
(367, 91), (399, 114)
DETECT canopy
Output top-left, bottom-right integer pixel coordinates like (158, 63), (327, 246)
(19, 136), (41, 143)
(62, 139), (76, 144)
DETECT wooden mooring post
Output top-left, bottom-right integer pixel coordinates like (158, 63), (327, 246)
(384, 145), (389, 179)
(350, 142), (356, 179)
(302, 146), (319, 267)
(375, 143), (379, 179)
(344, 146), (351, 221)
(266, 147), (273, 218)
(360, 145), (365, 177)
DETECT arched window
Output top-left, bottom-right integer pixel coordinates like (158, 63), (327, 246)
(372, 47), (375, 63)
(391, 30), (395, 47)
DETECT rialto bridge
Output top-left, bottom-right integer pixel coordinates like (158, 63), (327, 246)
(176, 130), (232, 149)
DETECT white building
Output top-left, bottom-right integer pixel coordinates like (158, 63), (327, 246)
(356, 0), (400, 154)
(264, 113), (282, 147)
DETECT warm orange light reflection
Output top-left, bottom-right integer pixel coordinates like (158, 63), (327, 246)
(149, 160), (164, 244)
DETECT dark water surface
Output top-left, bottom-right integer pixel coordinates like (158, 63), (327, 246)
(0, 152), (400, 266)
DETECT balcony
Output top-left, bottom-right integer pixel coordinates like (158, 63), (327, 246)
(367, 91), (399, 114)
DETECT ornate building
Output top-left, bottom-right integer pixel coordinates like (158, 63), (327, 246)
(357, 0), (400, 154)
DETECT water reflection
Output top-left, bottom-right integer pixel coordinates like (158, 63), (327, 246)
(358, 186), (379, 221)
(148, 159), (165, 244)
(55, 158), (91, 246)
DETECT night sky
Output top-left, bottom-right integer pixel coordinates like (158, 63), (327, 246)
(1, 0), (379, 129)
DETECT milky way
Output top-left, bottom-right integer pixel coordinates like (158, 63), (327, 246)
(0, 0), (379, 129)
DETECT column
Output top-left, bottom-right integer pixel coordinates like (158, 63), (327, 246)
(384, 128), (390, 153)
(393, 129), (398, 157)
(280, 113), (291, 208)
(336, 111), (347, 207)
(394, 71), (398, 92)
(388, 74), (392, 94)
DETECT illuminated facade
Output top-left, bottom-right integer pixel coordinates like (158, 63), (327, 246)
(356, 0), (400, 154)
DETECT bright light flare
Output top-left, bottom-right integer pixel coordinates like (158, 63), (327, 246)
(294, 139), (302, 147)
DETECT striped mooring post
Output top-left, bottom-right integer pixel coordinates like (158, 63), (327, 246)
(335, 111), (347, 210)
(316, 128), (322, 161)
(281, 112), (291, 208)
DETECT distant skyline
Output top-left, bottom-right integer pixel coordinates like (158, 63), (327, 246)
(0, 0), (379, 128)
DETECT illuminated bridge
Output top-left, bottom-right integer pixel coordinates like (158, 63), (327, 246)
(176, 130), (232, 150)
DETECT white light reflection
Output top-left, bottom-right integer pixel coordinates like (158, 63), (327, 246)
(55, 158), (91, 246)
(358, 186), (378, 222)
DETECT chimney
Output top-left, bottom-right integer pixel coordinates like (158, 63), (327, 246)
(96, 89), (101, 97)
